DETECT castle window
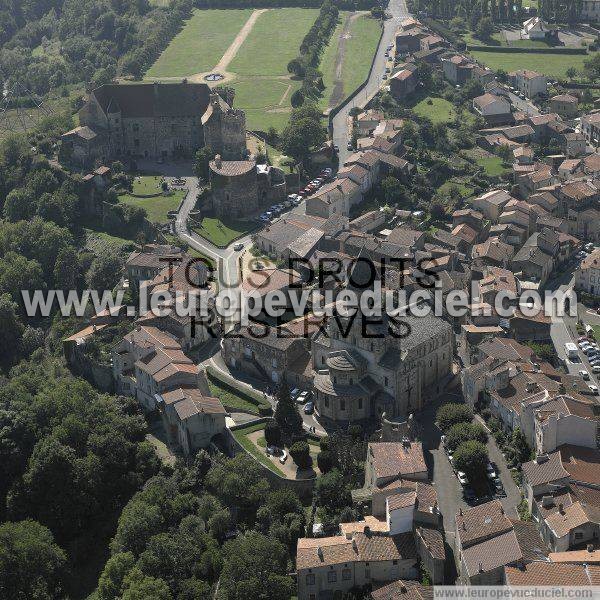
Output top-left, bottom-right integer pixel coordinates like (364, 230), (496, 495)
(327, 572), (337, 583)
(342, 569), (351, 581)
(132, 124), (139, 132)
(134, 139), (140, 148)
(358, 398), (362, 410)
(340, 400), (346, 411)
(325, 397), (329, 408)
(349, 378), (353, 384)
(384, 377), (389, 386)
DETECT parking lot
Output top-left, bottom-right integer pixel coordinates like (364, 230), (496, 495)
(258, 167), (332, 223)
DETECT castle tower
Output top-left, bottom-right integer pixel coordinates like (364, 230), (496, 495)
(202, 93), (247, 160)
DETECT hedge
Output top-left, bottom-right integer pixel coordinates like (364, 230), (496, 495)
(467, 45), (587, 55)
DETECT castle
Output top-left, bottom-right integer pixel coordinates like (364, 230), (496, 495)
(60, 82), (247, 166)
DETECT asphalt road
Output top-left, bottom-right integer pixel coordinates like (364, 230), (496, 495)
(332, 0), (410, 165)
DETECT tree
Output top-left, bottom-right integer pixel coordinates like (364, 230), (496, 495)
(453, 440), (488, 481)
(194, 147), (213, 181)
(506, 428), (531, 466)
(314, 469), (352, 515)
(0, 293), (24, 370)
(289, 441), (312, 470)
(264, 421), (282, 447)
(475, 17), (494, 41)
(317, 450), (334, 473)
(97, 552), (136, 600)
(218, 532), (294, 600)
(273, 381), (303, 440)
(566, 66), (577, 80)
(436, 403), (473, 432)
(53, 247), (80, 291)
(446, 422), (488, 452)
(0, 519), (66, 600)
(584, 52), (600, 81)
(86, 251), (123, 292)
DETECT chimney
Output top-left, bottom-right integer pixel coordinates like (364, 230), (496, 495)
(352, 539), (358, 552)
(541, 496), (553, 509)
(588, 544), (595, 553)
(400, 584), (407, 593)
(536, 454), (549, 464)
(478, 561), (484, 573)
(215, 154), (222, 169)
(364, 526), (371, 537)
(459, 507), (463, 516)
(317, 546), (323, 561)
(558, 503), (565, 515)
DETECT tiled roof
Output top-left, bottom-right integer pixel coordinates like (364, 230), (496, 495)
(387, 491), (417, 511)
(462, 529), (522, 577)
(241, 268), (301, 296)
(369, 441), (427, 480)
(371, 580), (433, 600)
(505, 562), (593, 585)
(354, 531), (416, 562)
(522, 451), (570, 487)
(510, 519), (548, 561)
(160, 387), (225, 418)
(456, 500), (513, 548)
(558, 444), (600, 486)
(416, 482), (437, 513)
(545, 501), (594, 538)
(416, 526), (445, 560)
(209, 159), (255, 177)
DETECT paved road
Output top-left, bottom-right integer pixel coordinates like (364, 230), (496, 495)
(331, 0), (410, 165)
(507, 90), (540, 117)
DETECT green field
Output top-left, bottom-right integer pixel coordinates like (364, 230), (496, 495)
(193, 217), (255, 247)
(118, 190), (184, 223)
(318, 13), (381, 110)
(132, 175), (164, 196)
(413, 96), (456, 124)
(342, 15), (382, 101)
(474, 156), (509, 177)
(469, 50), (588, 78)
(146, 9), (253, 77)
(229, 9), (319, 76)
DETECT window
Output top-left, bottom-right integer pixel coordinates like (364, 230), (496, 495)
(575, 532), (584, 539)
(365, 569), (371, 580)
(327, 571), (337, 583)
(393, 560), (398, 565)
(132, 123), (139, 132)
(358, 398), (363, 410)
(349, 378), (353, 385)
(134, 139), (140, 148)
(321, 356), (325, 364)
(325, 397), (329, 408)
(384, 377), (389, 386)
(306, 574), (315, 585)
(342, 568), (351, 581)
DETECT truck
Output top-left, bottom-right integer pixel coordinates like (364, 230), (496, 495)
(565, 342), (578, 360)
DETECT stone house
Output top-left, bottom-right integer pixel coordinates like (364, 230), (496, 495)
(581, 112), (600, 147)
(576, 248), (600, 296)
(155, 386), (226, 457)
(510, 70), (548, 99)
(390, 68), (418, 100)
(550, 94), (578, 119)
(125, 244), (187, 289)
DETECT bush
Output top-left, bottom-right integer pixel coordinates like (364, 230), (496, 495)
(436, 403), (473, 432)
(446, 422), (488, 452)
(290, 441), (312, 470)
(317, 450), (334, 473)
(264, 421), (282, 447)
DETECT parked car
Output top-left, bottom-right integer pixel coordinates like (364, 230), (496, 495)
(347, 141), (353, 151)
(266, 445), (282, 456)
(304, 401), (314, 414)
(291, 388), (299, 400)
(463, 488), (476, 503)
(589, 384), (599, 395)
(440, 434), (446, 448)
(457, 471), (468, 485)
(279, 449), (288, 464)
(233, 242), (244, 251)
(297, 391), (310, 404)
(580, 369), (591, 380)
(578, 336), (588, 342)
(593, 366), (600, 374)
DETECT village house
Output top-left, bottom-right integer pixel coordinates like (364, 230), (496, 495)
(582, 112), (600, 147)
(473, 94), (512, 124)
(390, 68), (418, 100)
(510, 70), (548, 99)
(155, 386), (226, 457)
(550, 94), (579, 119)
(576, 248), (600, 296)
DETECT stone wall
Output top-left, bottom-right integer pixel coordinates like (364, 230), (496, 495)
(212, 170), (259, 218)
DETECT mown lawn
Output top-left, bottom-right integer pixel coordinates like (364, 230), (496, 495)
(469, 49), (588, 78)
(229, 8), (319, 77)
(474, 155), (510, 177)
(146, 9), (253, 77)
(413, 96), (456, 124)
(338, 15), (382, 104)
(118, 190), (184, 223)
(193, 217), (255, 247)
(232, 423), (286, 476)
(206, 370), (270, 414)
(132, 175), (163, 196)
(319, 13), (348, 110)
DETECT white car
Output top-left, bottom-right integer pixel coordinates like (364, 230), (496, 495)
(279, 449), (288, 464)
(589, 384), (599, 395)
(233, 243), (244, 251)
(457, 471), (468, 485)
(593, 366), (600, 374)
(580, 370), (591, 380)
(297, 390), (310, 404)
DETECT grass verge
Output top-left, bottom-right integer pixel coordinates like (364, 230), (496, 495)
(192, 216), (255, 247)
(232, 422), (286, 476)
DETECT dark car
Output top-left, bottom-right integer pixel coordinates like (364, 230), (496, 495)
(304, 401), (314, 415)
